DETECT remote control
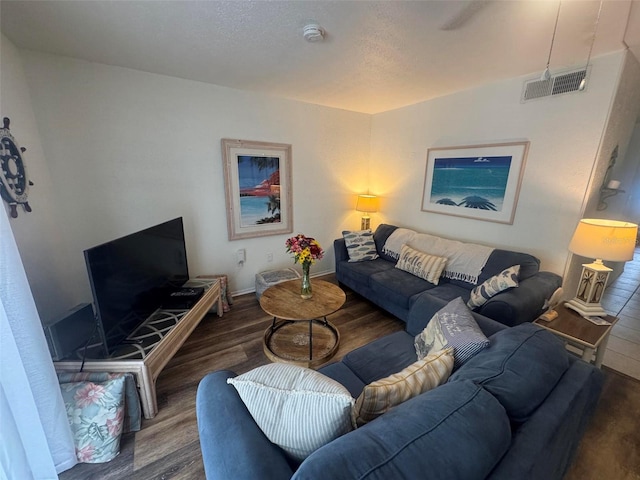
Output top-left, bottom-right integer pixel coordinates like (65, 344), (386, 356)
(582, 315), (611, 326)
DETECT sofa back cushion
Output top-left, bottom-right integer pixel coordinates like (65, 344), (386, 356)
(406, 293), (508, 337)
(294, 380), (511, 480)
(478, 249), (540, 284)
(343, 331), (418, 385)
(372, 225), (541, 287)
(373, 224), (399, 262)
(448, 323), (569, 423)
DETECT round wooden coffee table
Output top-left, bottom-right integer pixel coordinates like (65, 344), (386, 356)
(260, 279), (346, 368)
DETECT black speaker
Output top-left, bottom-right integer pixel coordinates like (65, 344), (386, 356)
(42, 303), (96, 361)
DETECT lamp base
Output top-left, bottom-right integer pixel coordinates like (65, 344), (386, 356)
(565, 261), (612, 320)
(360, 216), (371, 231)
(564, 299), (608, 319)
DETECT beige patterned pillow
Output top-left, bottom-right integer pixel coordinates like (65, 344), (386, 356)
(354, 348), (454, 426)
(395, 244), (447, 285)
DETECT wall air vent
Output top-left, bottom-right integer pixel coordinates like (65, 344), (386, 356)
(522, 68), (588, 102)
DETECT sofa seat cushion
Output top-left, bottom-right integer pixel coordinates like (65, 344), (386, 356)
(227, 363), (354, 462)
(370, 268), (435, 310)
(318, 362), (366, 398)
(338, 257), (395, 288)
(419, 282), (471, 303)
(449, 323), (569, 423)
(294, 380), (511, 480)
(343, 331), (417, 384)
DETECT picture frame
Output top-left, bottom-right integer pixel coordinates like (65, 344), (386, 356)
(421, 141), (529, 224)
(221, 139), (293, 240)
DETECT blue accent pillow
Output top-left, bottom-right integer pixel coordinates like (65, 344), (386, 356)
(373, 224), (399, 262)
(342, 230), (379, 262)
(449, 323), (569, 423)
(414, 297), (490, 369)
(468, 265), (519, 309)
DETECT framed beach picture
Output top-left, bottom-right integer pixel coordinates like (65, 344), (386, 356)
(421, 141), (529, 224)
(221, 139), (293, 240)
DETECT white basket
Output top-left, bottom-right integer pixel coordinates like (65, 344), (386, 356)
(255, 267), (301, 299)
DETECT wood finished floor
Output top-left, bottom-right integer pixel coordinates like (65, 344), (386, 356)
(601, 247), (640, 380)
(59, 273), (405, 480)
(60, 268), (640, 480)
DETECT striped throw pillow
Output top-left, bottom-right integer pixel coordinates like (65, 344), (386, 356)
(227, 364), (354, 462)
(415, 297), (490, 369)
(395, 244), (447, 285)
(467, 265), (520, 309)
(342, 230), (379, 262)
(354, 348), (454, 426)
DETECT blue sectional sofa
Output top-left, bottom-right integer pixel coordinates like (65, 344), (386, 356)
(335, 224), (563, 327)
(196, 300), (603, 479)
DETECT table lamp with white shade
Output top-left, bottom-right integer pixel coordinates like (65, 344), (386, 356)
(565, 218), (637, 320)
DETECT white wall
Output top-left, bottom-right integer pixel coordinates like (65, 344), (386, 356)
(565, 51), (640, 293)
(624, 120), (640, 221)
(369, 52), (625, 283)
(1, 36), (78, 320)
(16, 50), (371, 319)
(605, 53), (640, 221)
(5, 44), (629, 320)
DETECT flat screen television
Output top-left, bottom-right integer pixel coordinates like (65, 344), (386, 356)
(84, 217), (190, 356)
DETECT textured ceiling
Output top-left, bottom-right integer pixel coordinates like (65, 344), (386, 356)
(1, 0), (637, 114)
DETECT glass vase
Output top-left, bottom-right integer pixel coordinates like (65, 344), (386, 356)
(301, 262), (312, 299)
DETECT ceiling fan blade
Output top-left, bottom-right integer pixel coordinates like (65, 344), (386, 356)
(439, 0), (492, 31)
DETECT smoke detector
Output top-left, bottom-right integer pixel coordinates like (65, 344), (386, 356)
(303, 24), (325, 42)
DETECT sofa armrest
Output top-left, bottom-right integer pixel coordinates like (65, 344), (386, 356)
(334, 238), (349, 264)
(478, 271), (563, 327)
(488, 359), (603, 480)
(196, 370), (293, 480)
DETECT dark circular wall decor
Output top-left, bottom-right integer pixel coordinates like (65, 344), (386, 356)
(0, 117), (33, 218)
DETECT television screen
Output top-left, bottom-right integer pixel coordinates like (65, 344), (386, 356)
(84, 217), (189, 355)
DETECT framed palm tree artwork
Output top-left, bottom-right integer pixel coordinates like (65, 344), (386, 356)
(421, 141), (529, 225)
(221, 139), (293, 240)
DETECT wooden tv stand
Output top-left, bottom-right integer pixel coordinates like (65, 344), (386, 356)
(54, 278), (222, 419)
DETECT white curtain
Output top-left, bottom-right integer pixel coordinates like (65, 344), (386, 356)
(0, 210), (77, 479)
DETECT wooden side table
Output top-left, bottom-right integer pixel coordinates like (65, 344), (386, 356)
(533, 304), (617, 368)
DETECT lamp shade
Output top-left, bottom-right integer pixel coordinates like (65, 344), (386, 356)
(568, 219), (638, 262)
(356, 195), (379, 213)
